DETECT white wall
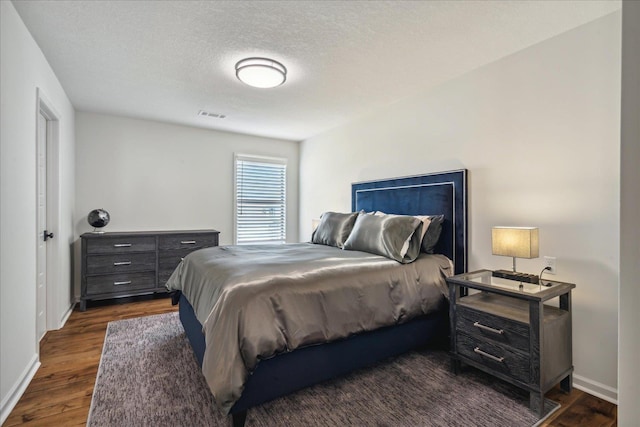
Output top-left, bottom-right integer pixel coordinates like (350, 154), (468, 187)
(618, 1), (640, 425)
(74, 112), (299, 294)
(0, 1), (76, 422)
(300, 13), (621, 400)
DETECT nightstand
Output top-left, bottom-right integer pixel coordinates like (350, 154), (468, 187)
(447, 269), (575, 416)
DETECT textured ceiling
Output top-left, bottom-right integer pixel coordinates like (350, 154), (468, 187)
(13, 0), (620, 141)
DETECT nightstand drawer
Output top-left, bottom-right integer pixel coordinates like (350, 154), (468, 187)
(457, 332), (530, 384)
(86, 272), (156, 295)
(86, 236), (156, 254)
(86, 253), (156, 275)
(158, 233), (217, 251)
(456, 304), (529, 353)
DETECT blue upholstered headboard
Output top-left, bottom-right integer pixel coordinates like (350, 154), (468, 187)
(352, 169), (468, 275)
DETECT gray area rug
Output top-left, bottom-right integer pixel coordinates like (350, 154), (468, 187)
(88, 312), (558, 426)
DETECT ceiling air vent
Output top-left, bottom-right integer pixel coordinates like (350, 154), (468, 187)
(198, 110), (226, 119)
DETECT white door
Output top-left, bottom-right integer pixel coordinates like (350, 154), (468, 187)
(36, 112), (48, 342)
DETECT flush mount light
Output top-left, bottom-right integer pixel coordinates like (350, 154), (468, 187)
(235, 57), (287, 88)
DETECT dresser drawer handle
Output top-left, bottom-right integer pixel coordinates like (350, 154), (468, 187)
(473, 322), (504, 335)
(113, 261), (132, 266)
(180, 240), (197, 245)
(113, 243), (132, 248)
(113, 281), (132, 286)
(473, 347), (505, 363)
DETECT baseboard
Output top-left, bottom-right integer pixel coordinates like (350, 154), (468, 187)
(0, 354), (41, 425)
(573, 374), (618, 404)
(57, 302), (75, 330)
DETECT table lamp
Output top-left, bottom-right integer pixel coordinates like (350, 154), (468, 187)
(491, 226), (539, 283)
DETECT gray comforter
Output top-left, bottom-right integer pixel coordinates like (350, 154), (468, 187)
(165, 243), (452, 413)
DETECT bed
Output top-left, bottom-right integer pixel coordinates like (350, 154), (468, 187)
(168, 169), (467, 426)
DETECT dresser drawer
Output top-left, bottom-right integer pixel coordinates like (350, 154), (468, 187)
(86, 272), (156, 296)
(86, 236), (156, 254)
(159, 269), (176, 287)
(456, 305), (529, 353)
(158, 233), (217, 251)
(457, 332), (530, 384)
(86, 253), (156, 275)
(158, 251), (188, 284)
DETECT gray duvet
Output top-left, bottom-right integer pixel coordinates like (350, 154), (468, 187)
(165, 243), (452, 413)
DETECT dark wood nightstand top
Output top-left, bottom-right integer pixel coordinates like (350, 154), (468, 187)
(447, 269), (575, 302)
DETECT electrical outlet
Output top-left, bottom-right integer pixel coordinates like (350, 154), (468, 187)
(544, 256), (557, 275)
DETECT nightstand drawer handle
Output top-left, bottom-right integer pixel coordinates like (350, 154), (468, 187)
(473, 322), (504, 335)
(113, 281), (132, 286)
(113, 243), (132, 248)
(180, 240), (196, 244)
(113, 261), (132, 266)
(474, 347), (505, 363)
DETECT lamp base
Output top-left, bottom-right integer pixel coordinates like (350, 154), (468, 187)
(492, 269), (539, 284)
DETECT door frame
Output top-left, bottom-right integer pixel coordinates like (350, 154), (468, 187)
(35, 88), (61, 343)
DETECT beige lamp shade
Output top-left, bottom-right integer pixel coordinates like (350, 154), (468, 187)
(492, 227), (539, 259)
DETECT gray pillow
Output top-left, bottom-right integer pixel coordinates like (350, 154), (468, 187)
(343, 213), (423, 263)
(311, 211), (360, 248)
(421, 214), (445, 254)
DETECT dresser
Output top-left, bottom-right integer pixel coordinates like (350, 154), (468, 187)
(447, 269), (575, 417)
(80, 230), (219, 311)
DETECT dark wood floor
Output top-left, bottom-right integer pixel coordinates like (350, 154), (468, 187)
(3, 297), (617, 426)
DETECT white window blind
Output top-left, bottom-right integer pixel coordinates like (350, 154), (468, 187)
(235, 155), (287, 245)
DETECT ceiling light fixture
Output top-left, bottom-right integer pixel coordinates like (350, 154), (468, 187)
(235, 57), (287, 89)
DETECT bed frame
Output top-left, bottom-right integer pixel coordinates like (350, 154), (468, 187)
(177, 169), (468, 426)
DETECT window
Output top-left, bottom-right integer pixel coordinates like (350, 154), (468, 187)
(234, 154), (287, 244)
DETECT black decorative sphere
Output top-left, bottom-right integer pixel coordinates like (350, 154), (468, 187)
(88, 209), (110, 229)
